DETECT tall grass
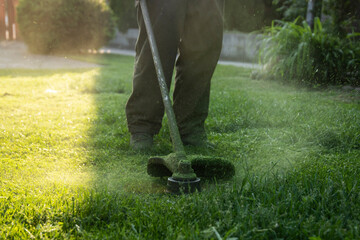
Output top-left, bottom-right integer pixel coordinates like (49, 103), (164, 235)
(260, 18), (360, 87)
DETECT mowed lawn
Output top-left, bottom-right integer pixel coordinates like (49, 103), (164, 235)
(0, 54), (359, 239)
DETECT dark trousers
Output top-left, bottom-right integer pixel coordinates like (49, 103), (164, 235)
(126, 0), (224, 137)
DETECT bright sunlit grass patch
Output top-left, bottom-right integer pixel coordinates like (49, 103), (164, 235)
(0, 69), (97, 183)
(0, 68), (100, 238)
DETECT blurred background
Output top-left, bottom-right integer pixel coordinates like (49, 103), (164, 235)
(1, 0), (359, 86)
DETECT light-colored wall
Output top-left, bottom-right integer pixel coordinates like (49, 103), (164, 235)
(109, 29), (262, 63)
(221, 32), (262, 63)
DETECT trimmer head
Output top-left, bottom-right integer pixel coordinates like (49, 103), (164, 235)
(148, 155), (235, 180)
(167, 177), (201, 194)
(190, 156), (235, 180)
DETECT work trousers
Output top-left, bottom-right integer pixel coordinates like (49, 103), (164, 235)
(126, 0), (224, 137)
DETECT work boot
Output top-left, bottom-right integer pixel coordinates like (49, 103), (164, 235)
(130, 133), (153, 151)
(181, 132), (214, 148)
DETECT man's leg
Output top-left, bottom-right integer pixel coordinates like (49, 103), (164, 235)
(126, 0), (186, 149)
(173, 0), (224, 145)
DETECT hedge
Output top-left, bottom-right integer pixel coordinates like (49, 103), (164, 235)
(17, 0), (115, 54)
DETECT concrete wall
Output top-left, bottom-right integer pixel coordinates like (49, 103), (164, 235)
(108, 29), (138, 51)
(221, 32), (262, 63)
(108, 29), (262, 63)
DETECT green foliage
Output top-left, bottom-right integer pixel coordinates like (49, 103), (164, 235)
(273, 0), (322, 22)
(273, 0), (360, 35)
(260, 18), (360, 87)
(109, 0), (137, 32)
(224, 0), (279, 32)
(323, 0), (360, 37)
(17, 0), (115, 54)
(273, 0), (307, 21)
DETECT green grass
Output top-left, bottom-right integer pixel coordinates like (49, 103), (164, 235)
(0, 54), (359, 239)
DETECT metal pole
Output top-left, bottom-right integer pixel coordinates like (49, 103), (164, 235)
(139, 0), (185, 155)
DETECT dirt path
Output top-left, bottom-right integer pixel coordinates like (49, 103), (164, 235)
(0, 41), (100, 69)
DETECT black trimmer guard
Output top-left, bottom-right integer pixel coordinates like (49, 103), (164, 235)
(148, 155), (235, 180)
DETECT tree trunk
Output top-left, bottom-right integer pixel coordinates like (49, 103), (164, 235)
(7, 0), (14, 40)
(0, 0), (5, 40)
(306, 0), (315, 28)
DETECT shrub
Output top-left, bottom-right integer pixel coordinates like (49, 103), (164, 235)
(273, 0), (322, 22)
(259, 18), (360, 87)
(17, 0), (115, 54)
(323, 0), (360, 37)
(109, 0), (137, 32)
(273, 0), (360, 35)
(224, 0), (279, 32)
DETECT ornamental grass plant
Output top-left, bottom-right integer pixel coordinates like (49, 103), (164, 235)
(260, 18), (360, 87)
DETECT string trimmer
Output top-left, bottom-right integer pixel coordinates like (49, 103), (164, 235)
(139, 0), (235, 193)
